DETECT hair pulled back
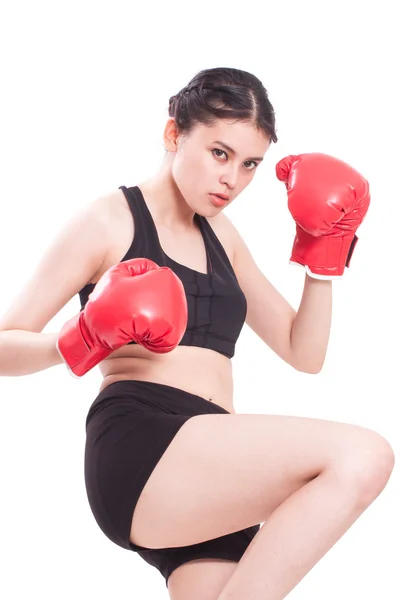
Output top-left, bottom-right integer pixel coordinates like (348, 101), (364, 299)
(168, 67), (278, 143)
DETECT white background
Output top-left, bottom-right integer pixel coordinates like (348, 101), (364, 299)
(0, 1), (399, 598)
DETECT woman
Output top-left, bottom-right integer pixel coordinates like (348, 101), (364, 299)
(0, 67), (394, 600)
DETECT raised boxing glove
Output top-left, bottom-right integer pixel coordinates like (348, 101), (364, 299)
(276, 153), (370, 279)
(57, 258), (188, 377)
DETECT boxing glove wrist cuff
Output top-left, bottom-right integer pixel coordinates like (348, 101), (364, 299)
(291, 230), (358, 278)
(288, 261), (345, 280)
(57, 312), (111, 377)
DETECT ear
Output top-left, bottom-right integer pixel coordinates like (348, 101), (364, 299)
(163, 118), (180, 152)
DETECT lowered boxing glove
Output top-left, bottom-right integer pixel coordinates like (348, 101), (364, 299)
(276, 153), (370, 279)
(57, 258), (188, 377)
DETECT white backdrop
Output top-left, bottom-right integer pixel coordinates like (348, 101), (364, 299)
(0, 1), (399, 598)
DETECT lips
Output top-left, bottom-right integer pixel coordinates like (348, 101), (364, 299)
(210, 193), (229, 208)
(212, 193), (229, 200)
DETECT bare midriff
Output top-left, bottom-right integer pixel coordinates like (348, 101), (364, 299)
(98, 344), (236, 414)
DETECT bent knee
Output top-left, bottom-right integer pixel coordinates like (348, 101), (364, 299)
(335, 430), (395, 505)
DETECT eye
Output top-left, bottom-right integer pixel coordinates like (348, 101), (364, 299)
(212, 148), (227, 160)
(212, 149), (258, 171)
(244, 160), (258, 171)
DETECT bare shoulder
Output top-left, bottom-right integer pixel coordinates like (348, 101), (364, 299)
(92, 187), (130, 229)
(0, 187), (130, 333)
(89, 187), (135, 282)
(204, 212), (238, 265)
(72, 187), (132, 278)
(57, 186), (134, 286)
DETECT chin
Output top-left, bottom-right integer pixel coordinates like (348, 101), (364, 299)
(184, 191), (226, 217)
(196, 204), (223, 218)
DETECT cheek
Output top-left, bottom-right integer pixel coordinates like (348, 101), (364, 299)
(237, 170), (256, 192)
(194, 149), (214, 171)
(172, 150), (190, 182)
(175, 149), (213, 180)
(171, 152), (204, 199)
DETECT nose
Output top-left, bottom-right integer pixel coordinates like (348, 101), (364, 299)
(220, 163), (240, 190)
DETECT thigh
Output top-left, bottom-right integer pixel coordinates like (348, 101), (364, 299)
(167, 558), (238, 600)
(130, 412), (390, 550)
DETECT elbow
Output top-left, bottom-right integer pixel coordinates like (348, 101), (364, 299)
(292, 359), (325, 374)
(287, 346), (326, 374)
(305, 364), (323, 374)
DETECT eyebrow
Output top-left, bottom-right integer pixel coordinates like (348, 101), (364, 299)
(213, 140), (264, 162)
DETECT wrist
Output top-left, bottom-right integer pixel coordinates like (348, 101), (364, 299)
(49, 332), (65, 366)
(304, 272), (332, 285)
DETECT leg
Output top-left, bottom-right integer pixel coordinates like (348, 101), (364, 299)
(129, 413), (394, 598)
(217, 465), (391, 600)
(168, 558), (238, 600)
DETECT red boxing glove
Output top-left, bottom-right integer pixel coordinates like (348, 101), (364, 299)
(276, 153), (370, 279)
(57, 258), (188, 377)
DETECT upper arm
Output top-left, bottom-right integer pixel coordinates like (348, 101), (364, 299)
(224, 216), (297, 366)
(0, 196), (110, 333)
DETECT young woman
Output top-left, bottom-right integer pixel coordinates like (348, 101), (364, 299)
(0, 67), (394, 600)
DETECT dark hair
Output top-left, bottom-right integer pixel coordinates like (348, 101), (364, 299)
(168, 67), (278, 144)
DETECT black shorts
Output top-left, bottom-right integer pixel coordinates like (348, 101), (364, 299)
(84, 380), (261, 586)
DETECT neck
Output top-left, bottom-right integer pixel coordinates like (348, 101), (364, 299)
(138, 153), (195, 230)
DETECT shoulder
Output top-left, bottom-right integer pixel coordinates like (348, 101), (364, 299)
(87, 186), (135, 244)
(92, 187), (129, 224)
(81, 187), (135, 283)
(204, 212), (240, 265)
(205, 211), (266, 283)
(0, 188), (125, 333)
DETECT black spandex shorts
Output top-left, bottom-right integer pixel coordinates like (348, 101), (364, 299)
(84, 380), (261, 586)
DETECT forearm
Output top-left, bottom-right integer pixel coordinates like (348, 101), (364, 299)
(290, 274), (332, 373)
(0, 330), (64, 376)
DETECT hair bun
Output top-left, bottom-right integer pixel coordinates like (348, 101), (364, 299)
(166, 67), (278, 143)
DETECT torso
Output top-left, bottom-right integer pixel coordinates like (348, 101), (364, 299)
(92, 186), (238, 414)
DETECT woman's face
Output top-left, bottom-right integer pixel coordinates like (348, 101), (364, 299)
(166, 119), (271, 216)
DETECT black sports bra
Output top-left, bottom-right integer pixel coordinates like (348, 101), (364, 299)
(78, 186), (247, 358)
